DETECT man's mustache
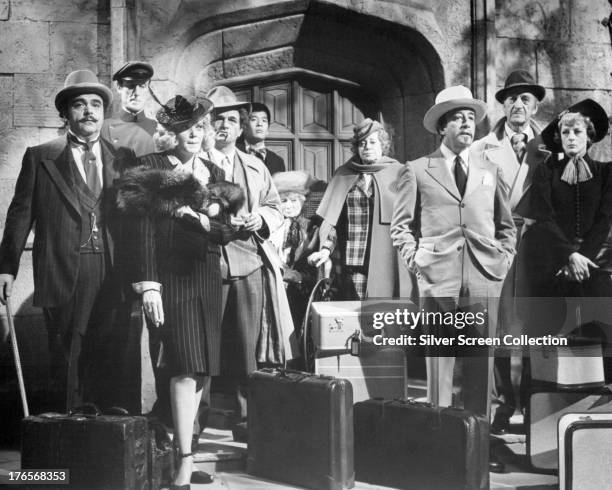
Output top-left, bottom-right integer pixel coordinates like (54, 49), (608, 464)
(79, 117), (98, 123)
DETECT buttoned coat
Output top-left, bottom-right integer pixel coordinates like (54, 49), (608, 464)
(101, 110), (157, 157)
(391, 148), (516, 297)
(0, 136), (133, 307)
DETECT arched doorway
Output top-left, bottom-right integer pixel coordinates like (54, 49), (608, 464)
(230, 73), (379, 179)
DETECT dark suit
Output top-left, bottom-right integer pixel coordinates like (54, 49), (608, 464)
(0, 135), (133, 409)
(237, 139), (286, 174)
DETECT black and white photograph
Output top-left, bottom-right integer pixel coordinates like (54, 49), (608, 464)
(1, 0), (612, 489)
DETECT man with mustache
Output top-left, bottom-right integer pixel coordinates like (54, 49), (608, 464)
(0, 70), (133, 410)
(472, 70), (545, 437)
(101, 61), (156, 157)
(237, 102), (286, 175)
(391, 85), (516, 477)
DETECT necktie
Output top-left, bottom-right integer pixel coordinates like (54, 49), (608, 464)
(222, 156), (233, 182)
(249, 147), (266, 162)
(510, 133), (528, 162)
(68, 134), (101, 196)
(454, 155), (467, 197)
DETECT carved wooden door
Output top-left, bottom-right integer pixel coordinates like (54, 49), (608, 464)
(233, 77), (378, 181)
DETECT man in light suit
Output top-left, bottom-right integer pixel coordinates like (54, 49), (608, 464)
(391, 86), (516, 474)
(473, 70), (546, 435)
(205, 86), (294, 441)
(0, 70), (132, 410)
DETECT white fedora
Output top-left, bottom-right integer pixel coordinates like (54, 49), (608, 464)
(422, 85), (487, 134)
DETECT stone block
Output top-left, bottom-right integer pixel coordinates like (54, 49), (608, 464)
(223, 14), (304, 58)
(14, 74), (65, 128)
(0, 127), (47, 175)
(96, 24), (112, 80)
(496, 0), (570, 42)
(12, 0), (108, 23)
(194, 63), (225, 96)
(223, 47), (295, 79)
(537, 41), (612, 90)
(0, 76), (13, 131)
(0, 21), (50, 73)
(49, 22), (102, 74)
(174, 31), (224, 88)
(0, 0), (8, 20)
(495, 38), (538, 85)
(570, 0), (612, 44)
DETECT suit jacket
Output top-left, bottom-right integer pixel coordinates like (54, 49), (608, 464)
(472, 118), (543, 213)
(236, 139), (286, 174)
(390, 147), (516, 292)
(0, 135), (133, 307)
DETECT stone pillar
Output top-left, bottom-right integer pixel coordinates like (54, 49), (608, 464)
(470, 0), (496, 105)
(110, 0), (138, 81)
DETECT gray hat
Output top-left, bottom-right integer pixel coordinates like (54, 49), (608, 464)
(55, 70), (113, 112)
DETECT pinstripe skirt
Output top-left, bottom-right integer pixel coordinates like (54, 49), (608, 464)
(157, 250), (223, 376)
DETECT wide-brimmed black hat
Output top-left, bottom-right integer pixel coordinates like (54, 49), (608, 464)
(112, 61), (154, 83)
(55, 70), (113, 112)
(541, 98), (609, 152)
(495, 70), (546, 103)
(156, 95), (213, 133)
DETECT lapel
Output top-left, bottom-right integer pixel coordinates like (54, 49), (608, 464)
(425, 149), (461, 201)
(235, 150), (260, 211)
(100, 139), (119, 189)
(464, 151), (487, 198)
(40, 137), (81, 214)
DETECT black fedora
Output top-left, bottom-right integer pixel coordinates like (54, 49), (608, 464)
(541, 98), (609, 152)
(495, 70), (546, 103)
(156, 95), (213, 133)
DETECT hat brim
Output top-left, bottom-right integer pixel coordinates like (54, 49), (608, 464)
(213, 102), (251, 114)
(423, 98), (488, 134)
(495, 83), (546, 103)
(54, 83), (113, 112)
(541, 98), (609, 152)
(157, 97), (214, 133)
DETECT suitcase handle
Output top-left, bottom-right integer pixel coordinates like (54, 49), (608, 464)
(69, 403), (102, 417)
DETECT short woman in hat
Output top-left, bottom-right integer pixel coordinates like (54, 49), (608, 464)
(308, 119), (411, 300)
(520, 99), (612, 301)
(120, 95), (237, 488)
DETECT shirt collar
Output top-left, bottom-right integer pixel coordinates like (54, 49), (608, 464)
(504, 122), (535, 141)
(440, 143), (470, 165)
(120, 108), (146, 123)
(67, 130), (100, 146)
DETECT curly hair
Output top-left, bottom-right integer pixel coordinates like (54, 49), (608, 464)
(153, 114), (213, 153)
(351, 126), (392, 157)
(554, 112), (596, 148)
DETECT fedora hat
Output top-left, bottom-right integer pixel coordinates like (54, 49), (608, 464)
(423, 85), (487, 134)
(207, 86), (251, 114)
(156, 94), (213, 133)
(541, 98), (609, 152)
(112, 61), (154, 83)
(54, 69), (113, 112)
(495, 70), (545, 103)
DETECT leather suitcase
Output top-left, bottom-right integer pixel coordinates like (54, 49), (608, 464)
(527, 388), (612, 472)
(147, 419), (174, 490)
(558, 412), (612, 490)
(354, 398), (488, 489)
(21, 411), (148, 489)
(247, 368), (354, 490)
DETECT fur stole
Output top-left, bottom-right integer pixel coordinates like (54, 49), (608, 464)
(115, 166), (245, 217)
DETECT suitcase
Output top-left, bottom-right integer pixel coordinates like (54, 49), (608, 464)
(247, 368), (354, 490)
(558, 412), (612, 490)
(527, 388), (612, 472)
(530, 335), (604, 389)
(21, 410), (149, 489)
(354, 398), (488, 489)
(147, 418), (174, 490)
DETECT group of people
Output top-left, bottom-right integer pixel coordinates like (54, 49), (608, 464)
(0, 59), (611, 487)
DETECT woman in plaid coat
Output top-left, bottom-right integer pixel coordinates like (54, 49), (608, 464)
(308, 118), (413, 300)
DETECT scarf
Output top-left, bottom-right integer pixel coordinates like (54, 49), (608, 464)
(560, 151), (593, 185)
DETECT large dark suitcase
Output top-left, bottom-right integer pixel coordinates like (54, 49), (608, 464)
(247, 368), (354, 490)
(354, 398), (488, 489)
(21, 410), (149, 489)
(527, 387), (612, 473)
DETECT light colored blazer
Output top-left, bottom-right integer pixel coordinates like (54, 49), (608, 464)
(390, 147), (516, 291)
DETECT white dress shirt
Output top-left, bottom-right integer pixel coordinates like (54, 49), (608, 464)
(440, 143), (470, 178)
(68, 131), (103, 185)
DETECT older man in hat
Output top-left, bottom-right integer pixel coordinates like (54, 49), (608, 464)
(473, 69), (546, 435)
(237, 102), (286, 174)
(204, 86), (296, 440)
(0, 70), (133, 410)
(391, 85), (516, 474)
(101, 61), (156, 157)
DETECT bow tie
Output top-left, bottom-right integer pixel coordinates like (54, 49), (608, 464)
(249, 147), (266, 161)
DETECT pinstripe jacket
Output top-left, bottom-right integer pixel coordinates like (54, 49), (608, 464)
(0, 135), (133, 307)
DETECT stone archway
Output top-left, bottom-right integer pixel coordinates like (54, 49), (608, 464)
(166, 1), (446, 162)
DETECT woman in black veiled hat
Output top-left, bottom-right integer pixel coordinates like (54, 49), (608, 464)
(519, 99), (612, 306)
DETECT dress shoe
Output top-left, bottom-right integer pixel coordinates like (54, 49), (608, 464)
(191, 470), (214, 484)
(491, 416), (510, 436)
(489, 454), (505, 473)
(232, 421), (248, 443)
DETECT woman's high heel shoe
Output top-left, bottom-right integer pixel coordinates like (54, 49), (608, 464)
(170, 452), (193, 490)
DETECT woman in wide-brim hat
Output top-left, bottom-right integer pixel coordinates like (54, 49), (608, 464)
(307, 118), (412, 299)
(519, 98), (612, 302)
(118, 94), (238, 488)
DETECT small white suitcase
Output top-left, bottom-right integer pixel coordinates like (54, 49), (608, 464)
(558, 412), (612, 490)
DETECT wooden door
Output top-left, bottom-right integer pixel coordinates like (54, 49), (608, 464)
(232, 77), (378, 181)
